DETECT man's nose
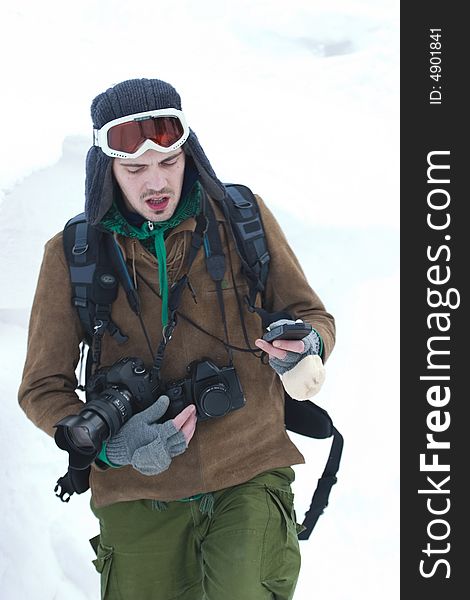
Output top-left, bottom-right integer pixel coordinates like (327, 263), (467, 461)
(145, 166), (167, 191)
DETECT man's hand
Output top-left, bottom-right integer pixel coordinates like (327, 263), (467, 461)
(106, 396), (197, 476)
(254, 337), (305, 360)
(254, 319), (326, 400)
(173, 404), (197, 445)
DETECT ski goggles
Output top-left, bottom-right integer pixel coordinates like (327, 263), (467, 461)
(93, 108), (190, 159)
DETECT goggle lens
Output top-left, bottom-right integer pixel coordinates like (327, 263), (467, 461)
(107, 116), (185, 154)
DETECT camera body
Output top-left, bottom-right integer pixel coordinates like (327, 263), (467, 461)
(165, 360), (245, 421)
(55, 356), (245, 456)
(55, 357), (161, 456)
(86, 356), (160, 414)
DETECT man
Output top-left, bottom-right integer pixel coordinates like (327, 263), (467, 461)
(18, 78), (335, 600)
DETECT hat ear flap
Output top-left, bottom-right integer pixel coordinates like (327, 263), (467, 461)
(85, 147), (114, 225)
(184, 130), (226, 202)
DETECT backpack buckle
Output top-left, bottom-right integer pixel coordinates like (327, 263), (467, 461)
(72, 242), (89, 255)
(93, 319), (107, 335)
(256, 251), (270, 268)
(72, 297), (87, 308)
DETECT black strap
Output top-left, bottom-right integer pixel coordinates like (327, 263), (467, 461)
(221, 185), (270, 316)
(105, 234), (141, 316)
(54, 466), (91, 503)
(203, 196), (234, 363)
(284, 396), (343, 539)
(298, 427), (344, 540)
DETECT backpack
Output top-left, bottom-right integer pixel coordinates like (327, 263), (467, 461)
(61, 183), (343, 540)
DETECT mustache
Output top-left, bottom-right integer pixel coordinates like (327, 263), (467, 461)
(140, 188), (174, 201)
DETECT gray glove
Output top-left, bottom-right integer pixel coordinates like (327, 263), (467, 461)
(105, 395), (187, 476)
(267, 319), (322, 376)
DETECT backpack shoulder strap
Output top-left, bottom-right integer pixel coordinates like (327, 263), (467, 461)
(62, 214), (129, 364)
(223, 184), (271, 310)
(223, 184), (291, 327)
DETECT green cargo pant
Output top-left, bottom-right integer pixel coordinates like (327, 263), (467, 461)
(90, 467), (302, 600)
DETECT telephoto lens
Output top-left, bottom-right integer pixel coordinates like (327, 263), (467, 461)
(55, 386), (135, 459)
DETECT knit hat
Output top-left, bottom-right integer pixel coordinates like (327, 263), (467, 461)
(85, 78), (225, 225)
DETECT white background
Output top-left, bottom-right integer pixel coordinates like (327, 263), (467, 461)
(0, 1), (399, 598)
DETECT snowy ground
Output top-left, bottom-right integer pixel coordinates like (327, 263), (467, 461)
(1, 1), (399, 599)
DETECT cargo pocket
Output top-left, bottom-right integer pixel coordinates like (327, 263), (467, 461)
(268, 486), (306, 536)
(261, 486), (302, 586)
(90, 534), (115, 600)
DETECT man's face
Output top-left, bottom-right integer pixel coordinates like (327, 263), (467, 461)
(112, 149), (186, 222)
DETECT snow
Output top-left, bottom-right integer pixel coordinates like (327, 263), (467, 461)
(1, 1), (399, 598)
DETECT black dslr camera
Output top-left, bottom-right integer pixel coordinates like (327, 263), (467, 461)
(54, 357), (160, 457)
(164, 360), (245, 421)
(54, 356), (245, 457)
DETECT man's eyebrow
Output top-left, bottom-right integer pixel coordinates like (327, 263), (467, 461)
(118, 151), (183, 168)
(160, 151), (184, 163)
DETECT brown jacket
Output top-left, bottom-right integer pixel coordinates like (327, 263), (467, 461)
(18, 195), (335, 507)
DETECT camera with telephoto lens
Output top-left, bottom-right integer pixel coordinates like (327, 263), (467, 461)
(54, 356), (246, 457)
(54, 356), (161, 457)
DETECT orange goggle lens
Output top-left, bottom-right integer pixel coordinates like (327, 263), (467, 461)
(107, 116), (185, 154)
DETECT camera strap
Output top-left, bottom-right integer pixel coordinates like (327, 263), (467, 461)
(202, 194), (234, 364)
